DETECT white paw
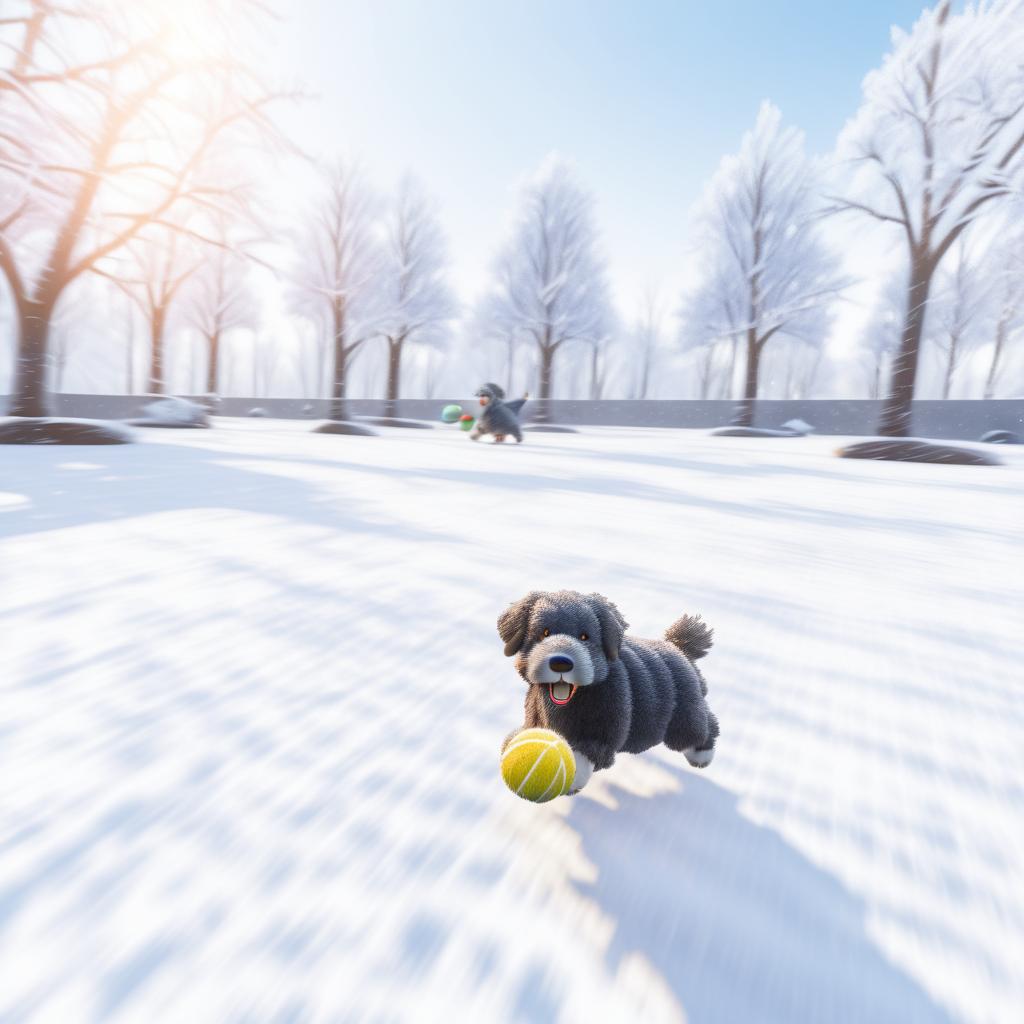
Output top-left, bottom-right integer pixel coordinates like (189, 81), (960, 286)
(566, 750), (594, 795)
(685, 746), (715, 768)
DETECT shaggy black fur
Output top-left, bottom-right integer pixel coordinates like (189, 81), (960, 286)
(472, 383), (527, 443)
(498, 590), (719, 779)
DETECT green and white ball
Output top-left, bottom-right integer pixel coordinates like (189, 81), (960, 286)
(441, 404), (463, 423)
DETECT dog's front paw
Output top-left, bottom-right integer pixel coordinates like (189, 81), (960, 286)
(567, 750), (594, 795)
(684, 745), (715, 768)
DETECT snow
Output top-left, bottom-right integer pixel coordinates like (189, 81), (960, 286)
(781, 418), (813, 434)
(2, 422), (1022, 1024)
(137, 397), (210, 427)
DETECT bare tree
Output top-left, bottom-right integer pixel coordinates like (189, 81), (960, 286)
(481, 158), (614, 425)
(122, 287), (137, 394)
(251, 329), (281, 398)
(861, 269), (908, 398)
(777, 338), (823, 399)
(290, 162), (382, 432)
(981, 225), (1024, 398)
(631, 290), (663, 399)
(467, 297), (527, 396)
(828, 0), (1024, 436)
(376, 177), (456, 420)
(927, 240), (990, 399)
(103, 229), (198, 395)
(423, 348), (444, 399)
(587, 332), (614, 400)
(691, 341), (724, 400)
(290, 314), (327, 400)
(0, 0), (285, 439)
(679, 103), (844, 428)
(180, 229), (259, 396)
(51, 323), (70, 393)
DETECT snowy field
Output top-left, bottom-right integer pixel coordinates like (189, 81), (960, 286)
(2, 420), (1023, 1024)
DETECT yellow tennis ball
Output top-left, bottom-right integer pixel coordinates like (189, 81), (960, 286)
(501, 728), (576, 802)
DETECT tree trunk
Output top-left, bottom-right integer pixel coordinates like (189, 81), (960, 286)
(329, 346), (350, 421)
(126, 303), (134, 395)
(697, 345), (714, 400)
(506, 334), (516, 396)
(53, 332), (67, 394)
(148, 304), (168, 395)
(9, 301), (55, 418)
(206, 330), (221, 395)
(637, 345), (651, 400)
(329, 301), (349, 421)
(984, 312), (1009, 399)
(731, 329), (761, 427)
(878, 256), (933, 437)
(535, 342), (556, 422)
(941, 331), (959, 400)
(589, 343), (602, 400)
(725, 335), (739, 399)
(384, 337), (403, 418)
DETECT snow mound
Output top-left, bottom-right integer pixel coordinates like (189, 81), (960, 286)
(980, 429), (1020, 444)
(782, 418), (814, 435)
(838, 438), (1000, 465)
(0, 417), (134, 445)
(135, 397), (210, 428)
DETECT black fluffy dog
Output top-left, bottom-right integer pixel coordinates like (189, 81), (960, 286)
(470, 383), (527, 443)
(499, 590), (719, 793)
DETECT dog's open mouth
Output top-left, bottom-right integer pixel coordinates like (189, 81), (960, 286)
(547, 681), (577, 705)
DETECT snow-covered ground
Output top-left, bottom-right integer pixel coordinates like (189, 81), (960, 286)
(2, 421), (1022, 1024)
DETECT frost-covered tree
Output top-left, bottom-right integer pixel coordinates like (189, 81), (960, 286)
(767, 336), (823, 400)
(980, 225), (1024, 398)
(862, 270), (908, 398)
(829, 0), (1024, 436)
(689, 341), (726, 400)
(103, 229), (198, 396)
(466, 296), (528, 396)
(926, 241), (991, 399)
(181, 232), (259, 396)
(376, 178), (456, 419)
(482, 159), (613, 423)
(290, 162), (382, 432)
(0, 0), (283, 441)
(679, 103), (844, 428)
(585, 331), (615, 400)
(630, 291), (663, 399)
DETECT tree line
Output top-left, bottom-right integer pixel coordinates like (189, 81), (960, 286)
(2, 0), (1023, 440)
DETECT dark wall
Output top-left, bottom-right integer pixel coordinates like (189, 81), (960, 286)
(3, 394), (1022, 440)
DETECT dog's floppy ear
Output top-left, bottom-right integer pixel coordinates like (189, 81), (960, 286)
(587, 593), (628, 661)
(498, 592), (542, 656)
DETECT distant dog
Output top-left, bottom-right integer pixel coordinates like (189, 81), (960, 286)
(499, 590), (719, 793)
(470, 383), (528, 443)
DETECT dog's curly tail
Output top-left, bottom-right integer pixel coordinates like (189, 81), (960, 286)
(665, 614), (714, 663)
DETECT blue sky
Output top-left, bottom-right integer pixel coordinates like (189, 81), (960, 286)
(279, 0), (933, 318)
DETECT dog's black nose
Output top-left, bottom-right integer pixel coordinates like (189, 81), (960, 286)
(549, 655), (574, 674)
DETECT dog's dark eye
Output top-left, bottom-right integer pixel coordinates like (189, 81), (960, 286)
(542, 628), (550, 638)
(580, 633), (588, 641)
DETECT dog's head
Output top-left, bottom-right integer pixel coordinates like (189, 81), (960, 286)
(475, 382), (505, 406)
(497, 590), (627, 707)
